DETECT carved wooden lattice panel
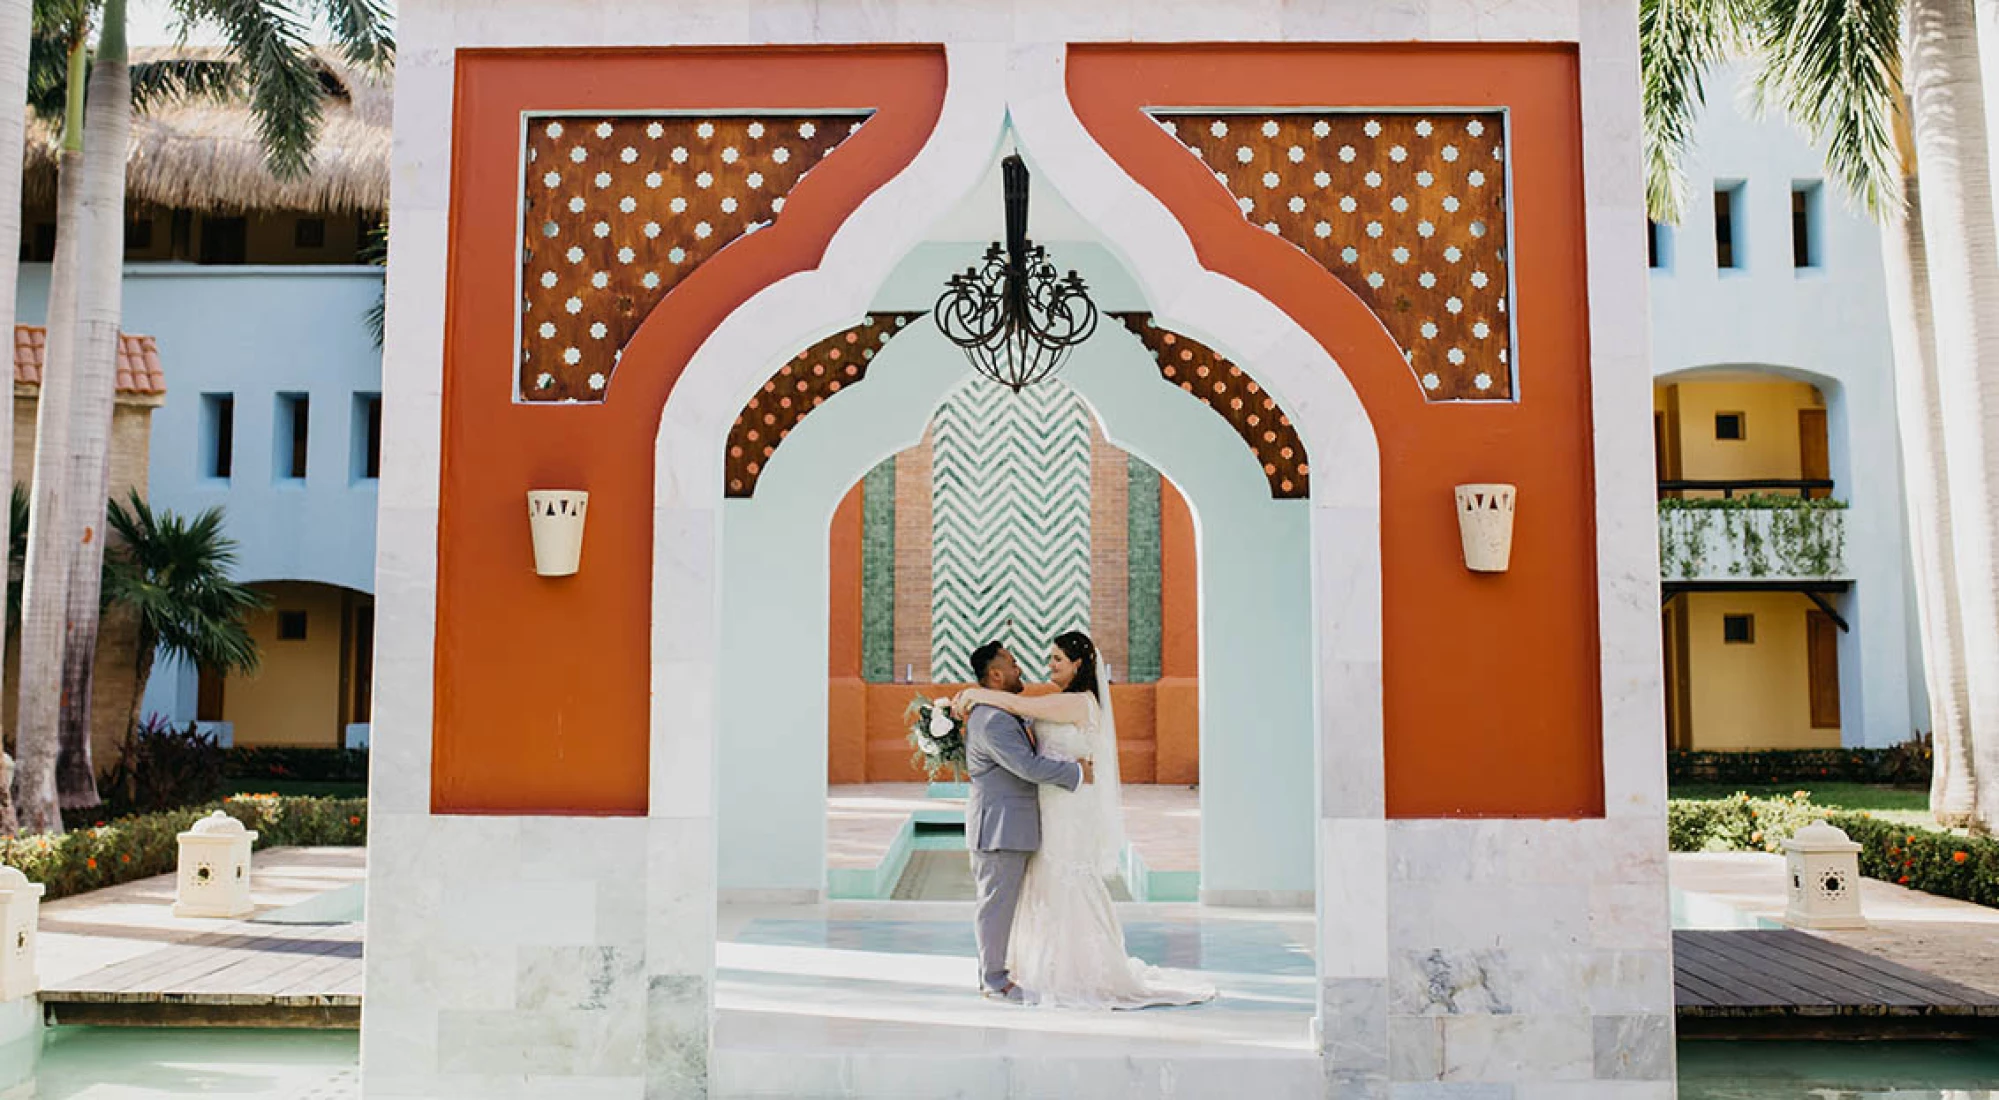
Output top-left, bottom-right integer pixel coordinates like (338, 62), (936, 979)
(519, 114), (868, 403)
(1115, 313), (1309, 498)
(1154, 112), (1512, 401)
(724, 313), (921, 497)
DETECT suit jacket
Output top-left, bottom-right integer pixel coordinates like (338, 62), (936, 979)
(965, 702), (1083, 852)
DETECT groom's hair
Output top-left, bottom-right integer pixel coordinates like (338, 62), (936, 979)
(969, 640), (1006, 686)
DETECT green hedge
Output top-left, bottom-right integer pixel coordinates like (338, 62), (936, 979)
(223, 747), (369, 783)
(1, 794), (366, 902)
(1668, 793), (1999, 908)
(1669, 747), (1930, 787)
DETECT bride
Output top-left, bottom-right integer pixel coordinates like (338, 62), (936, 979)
(953, 631), (1216, 1009)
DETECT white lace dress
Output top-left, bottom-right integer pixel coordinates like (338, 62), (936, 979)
(1007, 706), (1217, 1009)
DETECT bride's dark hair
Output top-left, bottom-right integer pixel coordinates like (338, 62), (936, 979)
(1053, 631), (1100, 697)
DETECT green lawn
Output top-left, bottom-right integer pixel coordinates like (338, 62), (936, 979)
(224, 779), (367, 799)
(1669, 780), (1939, 830)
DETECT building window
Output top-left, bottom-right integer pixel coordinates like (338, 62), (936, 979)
(201, 393), (234, 480)
(1792, 183), (1822, 268)
(294, 217), (327, 249)
(196, 665), (225, 722)
(353, 392), (381, 481)
(124, 217), (154, 252)
(1647, 218), (1671, 270)
(277, 610), (308, 641)
(1808, 609), (1841, 728)
(277, 393), (309, 480)
(1714, 183), (1743, 269)
(1722, 613), (1755, 644)
(198, 215), (247, 264)
(1715, 411), (1745, 441)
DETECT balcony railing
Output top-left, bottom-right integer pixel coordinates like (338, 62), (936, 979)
(1657, 478), (1834, 501)
(1658, 497), (1848, 582)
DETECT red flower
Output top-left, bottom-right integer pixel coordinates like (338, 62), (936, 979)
(85, 858), (96, 870)
(347, 816), (361, 827)
(1898, 875), (1910, 884)
(1955, 852), (1970, 864)
(118, 854), (129, 864)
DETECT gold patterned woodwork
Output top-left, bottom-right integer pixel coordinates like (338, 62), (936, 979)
(1154, 111), (1512, 401)
(1115, 313), (1309, 499)
(725, 313), (922, 497)
(519, 114), (868, 403)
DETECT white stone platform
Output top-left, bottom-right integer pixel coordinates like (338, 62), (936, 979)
(713, 899), (1316, 1098)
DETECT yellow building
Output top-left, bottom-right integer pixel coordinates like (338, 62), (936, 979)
(1656, 374), (1846, 750)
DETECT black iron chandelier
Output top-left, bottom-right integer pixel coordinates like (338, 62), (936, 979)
(933, 154), (1099, 392)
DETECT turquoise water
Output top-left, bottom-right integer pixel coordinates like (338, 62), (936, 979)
(1679, 1040), (1999, 1098)
(15, 1030), (1999, 1096)
(31, 1029), (355, 1098)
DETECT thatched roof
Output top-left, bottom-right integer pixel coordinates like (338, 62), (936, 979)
(23, 47), (390, 216)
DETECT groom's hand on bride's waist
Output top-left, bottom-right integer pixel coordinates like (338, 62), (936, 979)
(1078, 759), (1094, 786)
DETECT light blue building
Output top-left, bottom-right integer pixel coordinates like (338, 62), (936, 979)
(14, 53), (387, 750)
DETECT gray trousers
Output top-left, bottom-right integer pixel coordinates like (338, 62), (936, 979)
(970, 848), (1032, 991)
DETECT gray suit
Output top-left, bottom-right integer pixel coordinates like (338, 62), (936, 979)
(965, 702), (1083, 993)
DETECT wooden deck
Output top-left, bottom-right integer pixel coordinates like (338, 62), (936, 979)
(35, 848), (364, 1028)
(1675, 929), (1999, 1035)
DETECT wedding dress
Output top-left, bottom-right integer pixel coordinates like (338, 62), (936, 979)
(1007, 681), (1217, 1009)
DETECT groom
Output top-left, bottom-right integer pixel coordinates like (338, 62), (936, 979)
(962, 640), (1091, 1003)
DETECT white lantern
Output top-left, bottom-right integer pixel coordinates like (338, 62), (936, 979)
(1454, 483), (1516, 573)
(1783, 820), (1866, 930)
(0, 867), (45, 1002)
(173, 811), (258, 919)
(527, 490), (589, 577)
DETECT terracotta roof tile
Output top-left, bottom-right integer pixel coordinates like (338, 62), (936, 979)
(13, 325), (165, 397)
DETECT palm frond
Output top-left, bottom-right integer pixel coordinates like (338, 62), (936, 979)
(166, 0), (322, 179)
(128, 56), (243, 113)
(1641, 0), (1753, 223)
(103, 491), (265, 678)
(311, 0), (392, 70)
(1743, 0), (1904, 216)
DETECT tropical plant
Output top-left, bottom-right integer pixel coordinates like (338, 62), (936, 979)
(0, 0), (31, 839)
(95, 713), (224, 814)
(12, 0), (393, 826)
(1640, 0), (1997, 832)
(100, 490), (264, 767)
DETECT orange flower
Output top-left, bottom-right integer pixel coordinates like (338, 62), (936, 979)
(1898, 875), (1910, 884)
(118, 854), (129, 864)
(348, 816), (360, 826)
(1955, 851), (1970, 864)
(1908, 835), (1918, 843)
(85, 858), (96, 870)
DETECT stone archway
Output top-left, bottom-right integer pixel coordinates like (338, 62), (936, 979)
(651, 48), (1380, 1084)
(715, 314), (1318, 902)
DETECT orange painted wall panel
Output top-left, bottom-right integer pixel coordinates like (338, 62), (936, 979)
(1068, 45), (1604, 818)
(432, 49), (948, 814)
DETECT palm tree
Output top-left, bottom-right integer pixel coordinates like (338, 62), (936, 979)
(99, 491), (261, 802)
(1641, 0), (1999, 829)
(11, 0), (392, 823)
(0, 0), (36, 838)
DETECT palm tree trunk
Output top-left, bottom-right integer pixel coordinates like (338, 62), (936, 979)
(53, 0), (130, 812)
(1882, 157), (1976, 825)
(0, 0), (34, 837)
(116, 633), (152, 807)
(14, 47), (83, 833)
(1904, 0), (1999, 835)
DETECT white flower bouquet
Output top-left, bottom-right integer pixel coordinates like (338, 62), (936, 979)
(904, 693), (967, 780)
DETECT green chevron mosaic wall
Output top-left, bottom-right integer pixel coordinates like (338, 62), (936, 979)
(1126, 457), (1164, 682)
(860, 457), (898, 682)
(931, 377), (1094, 684)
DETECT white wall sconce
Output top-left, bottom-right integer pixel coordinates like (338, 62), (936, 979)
(1455, 483), (1517, 573)
(1783, 820), (1867, 930)
(528, 490), (589, 577)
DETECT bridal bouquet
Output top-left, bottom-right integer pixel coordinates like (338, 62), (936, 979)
(904, 694), (967, 780)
